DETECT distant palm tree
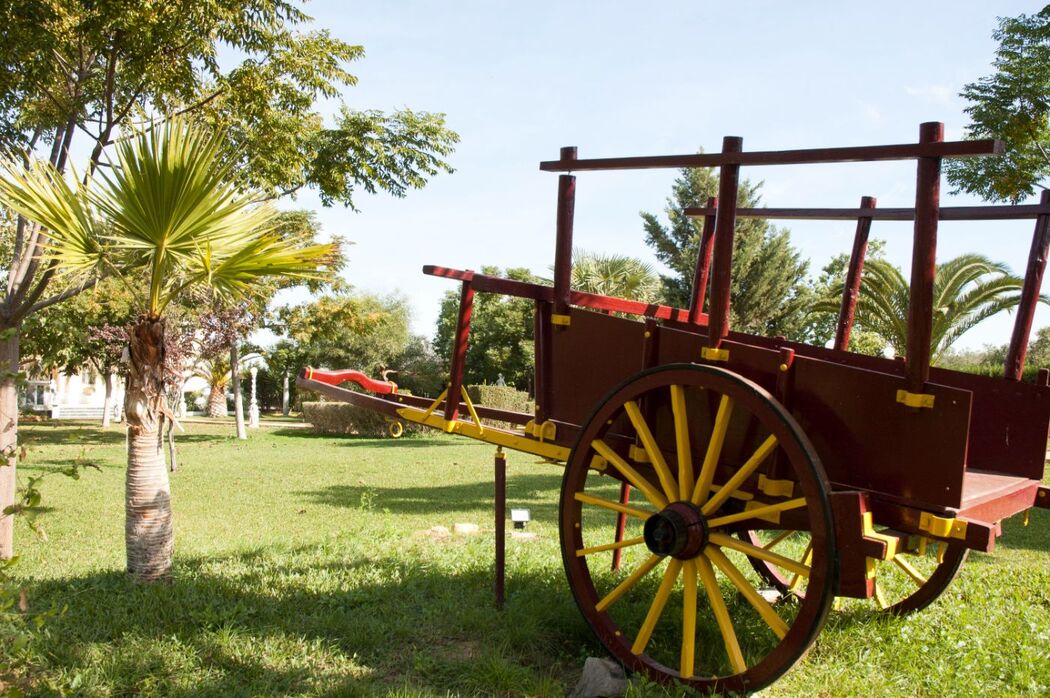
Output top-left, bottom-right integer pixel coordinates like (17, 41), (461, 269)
(195, 355), (231, 418)
(0, 120), (333, 580)
(816, 254), (1043, 362)
(570, 249), (662, 302)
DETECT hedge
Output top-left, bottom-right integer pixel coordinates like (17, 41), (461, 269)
(466, 384), (533, 428)
(302, 401), (416, 437)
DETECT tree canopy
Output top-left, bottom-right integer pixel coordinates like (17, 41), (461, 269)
(946, 6), (1050, 202)
(640, 165), (811, 337)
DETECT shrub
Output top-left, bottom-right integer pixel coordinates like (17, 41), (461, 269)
(466, 384), (533, 429)
(302, 401), (416, 437)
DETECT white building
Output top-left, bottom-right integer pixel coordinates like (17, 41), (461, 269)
(22, 369), (124, 420)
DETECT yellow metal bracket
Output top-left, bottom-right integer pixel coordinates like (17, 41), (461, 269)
(524, 419), (557, 442)
(589, 455), (608, 472)
(458, 386), (484, 435)
(896, 389), (935, 409)
(700, 346), (729, 362)
(628, 444), (650, 463)
(757, 475), (794, 498)
(861, 511), (900, 560)
(551, 313), (572, 326)
(918, 511), (967, 540)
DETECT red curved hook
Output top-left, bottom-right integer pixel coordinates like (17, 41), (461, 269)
(300, 367), (397, 395)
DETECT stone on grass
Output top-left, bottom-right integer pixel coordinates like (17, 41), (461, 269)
(426, 525), (451, 539)
(570, 656), (627, 698)
(453, 522), (480, 536)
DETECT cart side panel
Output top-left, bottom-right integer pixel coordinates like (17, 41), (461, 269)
(548, 309), (647, 427)
(791, 356), (971, 510)
(928, 366), (1049, 480)
(655, 326), (782, 392)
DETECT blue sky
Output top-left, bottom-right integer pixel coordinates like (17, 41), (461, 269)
(281, 1), (1047, 351)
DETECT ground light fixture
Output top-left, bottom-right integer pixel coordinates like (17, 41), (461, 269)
(510, 508), (530, 529)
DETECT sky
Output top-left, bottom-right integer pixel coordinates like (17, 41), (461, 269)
(277, 1), (1048, 352)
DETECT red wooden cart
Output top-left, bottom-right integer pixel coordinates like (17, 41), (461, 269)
(298, 122), (1050, 694)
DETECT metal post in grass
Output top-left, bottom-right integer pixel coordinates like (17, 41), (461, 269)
(495, 447), (506, 609)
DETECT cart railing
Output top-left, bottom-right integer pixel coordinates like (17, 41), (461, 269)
(535, 124), (1047, 408)
(683, 194), (1050, 379)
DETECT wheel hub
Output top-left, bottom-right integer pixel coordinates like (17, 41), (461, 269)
(643, 501), (709, 559)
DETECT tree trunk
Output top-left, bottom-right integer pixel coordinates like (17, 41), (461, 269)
(102, 368), (114, 428)
(206, 379), (227, 418)
(124, 317), (173, 581)
(230, 343), (246, 440)
(282, 370), (290, 416)
(0, 328), (19, 560)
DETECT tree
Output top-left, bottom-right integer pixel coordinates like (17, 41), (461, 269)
(0, 120), (335, 580)
(0, 1), (457, 558)
(801, 242), (891, 355)
(433, 267), (538, 391)
(569, 249), (662, 303)
(946, 7), (1050, 202)
(278, 291), (412, 376)
(813, 254), (1041, 362)
(641, 165), (811, 337)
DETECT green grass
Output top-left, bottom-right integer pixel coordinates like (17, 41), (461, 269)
(2, 420), (1049, 696)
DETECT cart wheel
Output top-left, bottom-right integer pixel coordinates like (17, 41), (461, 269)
(560, 364), (835, 694)
(743, 529), (967, 615)
(387, 420), (404, 439)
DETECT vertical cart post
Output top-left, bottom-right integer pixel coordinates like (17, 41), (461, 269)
(689, 196), (719, 324)
(1005, 189), (1050, 380)
(444, 277), (475, 423)
(552, 147), (577, 325)
(834, 196), (877, 351)
(906, 122), (943, 393)
(707, 137), (743, 352)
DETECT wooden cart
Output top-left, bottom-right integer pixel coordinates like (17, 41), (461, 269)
(298, 122), (1050, 694)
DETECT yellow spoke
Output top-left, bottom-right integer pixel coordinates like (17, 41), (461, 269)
(706, 497), (808, 528)
(691, 395), (734, 506)
(574, 492), (654, 521)
(670, 385), (694, 500)
(592, 439), (668, 509)
(624, 401), (679, 502)
(696, 555), (746, 674)
(701, 434), (779, 515)
(577, 536), (646, 557)
(873, 578), (888, 609)
(596, 554), (663, 612)
(788, 542), (814, 591)
(893, 555), (928, 587)
(710, 532), (812, 579)
(706, 546), (789, 639)
(631, 558), (683, 655)
(681, 559), (698, 679)
(762, 529), (795, 551)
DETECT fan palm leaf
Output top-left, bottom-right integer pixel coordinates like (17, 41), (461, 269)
(817, 253), (1041, 361)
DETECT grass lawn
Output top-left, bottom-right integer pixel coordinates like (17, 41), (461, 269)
(2, 420), (1048, 696)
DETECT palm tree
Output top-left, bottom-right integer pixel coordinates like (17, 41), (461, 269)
(816, 254), (1042, 362)
(195, 355), (231, 418)
(0, 120), (332, 580)
(569, 249), (662, 302)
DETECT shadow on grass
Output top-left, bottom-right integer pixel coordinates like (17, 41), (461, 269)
(16, 548), (592, 697)
(268, 429), (471, 449)
(21, 425), (241, 448)
(298, 473), (566, 521)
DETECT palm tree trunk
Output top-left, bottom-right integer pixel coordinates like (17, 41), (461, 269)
(0, 328), (19, 560)
(101, 368), (114, 428)
(231, 343), (246, 440)
(206, 380), (227, 418)
(124, 317), (173, 581)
